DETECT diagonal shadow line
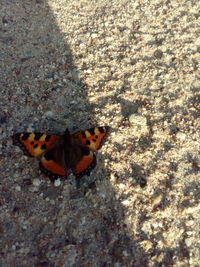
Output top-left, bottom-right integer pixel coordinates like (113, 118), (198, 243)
(0, 1), (153, 266)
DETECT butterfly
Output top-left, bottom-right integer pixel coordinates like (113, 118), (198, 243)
(12, 126), (109, 183)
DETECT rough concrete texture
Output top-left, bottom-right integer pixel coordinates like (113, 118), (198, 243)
(1, 0), (200, 266)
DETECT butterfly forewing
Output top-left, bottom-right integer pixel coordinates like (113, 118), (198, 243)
(73, 126), (109, 151)
(12, 133), (61, 157)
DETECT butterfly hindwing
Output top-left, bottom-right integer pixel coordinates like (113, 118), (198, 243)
(12, 133), (61, 157)
(72, 147), (96, 178)
(73, 126), (109, 151)
(73, 149), (96, 188)
(40, 146), (67, 182)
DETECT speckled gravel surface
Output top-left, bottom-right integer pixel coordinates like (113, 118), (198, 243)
(1, 0), (200, 266)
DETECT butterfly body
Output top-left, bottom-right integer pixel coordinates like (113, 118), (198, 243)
(12, 126), (109, 182)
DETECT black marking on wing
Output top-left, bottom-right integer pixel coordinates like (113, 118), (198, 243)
(98, 127), (106, 134)
(21, 133), (30, 141)
(45, 135), (51, 142)
(81, 132), (87, 138)
(88, 128), (95, 135)
(41, 144), (47, 150)
(34, 133), (44, 141)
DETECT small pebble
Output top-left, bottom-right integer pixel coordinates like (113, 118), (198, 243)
(153, 130), (168, 139)
(151, 190), (163, 208)
(15, 185), (21, 191)
(176, 132), (186, 140)
(186, 231), (193, 236)
(185, 237), (193, 247)
(129, 114), (147, 126)
(121, 199), (130, 206)
(32, 178), (41, 186)
(118, 183), (126, 189)
(91, 33), (98, 38)
(54, 179), (61, 187)
(110, 173), (117, 183)
(27, 126), (34, 132)
(29, 186), (39, 192)
(44, 111), (54, 117)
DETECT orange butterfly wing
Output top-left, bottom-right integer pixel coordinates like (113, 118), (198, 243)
(12, 132), (67, 181)
(73, 149), (96, 179)
(73, 126), (109, 151)
(72, 126), (109, 179)
(40, 147), (67, 182)
(12, 132), (61, 157)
